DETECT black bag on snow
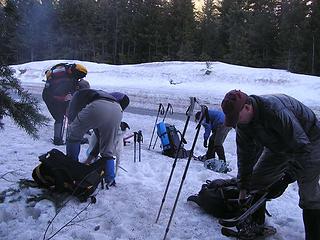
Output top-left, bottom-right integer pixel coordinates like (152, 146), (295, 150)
(187, 178), (241, 219)
(157, 122), (190, 158)
(32, 149), (105, 202)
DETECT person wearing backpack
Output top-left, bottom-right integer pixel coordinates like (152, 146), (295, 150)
(66, 89), (130, 187)
(42, 63), (89, 145)
(221, 90), (320, 240)
(195, 109), (231, 162)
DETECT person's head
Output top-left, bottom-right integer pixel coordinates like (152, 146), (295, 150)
(110, 92), (130, 111)
(77, 79), (90, 89)
(195, 111), (201, 122)
(221, 90), (253, 127)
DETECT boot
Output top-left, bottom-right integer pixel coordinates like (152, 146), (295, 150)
(303, 209), (320, 240)
(104, 158), (116, 188)
(53, 122), (64, 145)
(215, 145), (226, 162)
(252, 200), (266, 225)
(66, 141), (81, 161)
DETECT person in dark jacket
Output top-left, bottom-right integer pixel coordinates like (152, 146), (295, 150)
(42, 63), (89, 145)
(221, 89), (320, 240)
(66, 89), (130, 187)
(195, 109), (231, 162)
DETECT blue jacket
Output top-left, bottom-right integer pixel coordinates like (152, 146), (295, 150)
(202, 110), (225, 141)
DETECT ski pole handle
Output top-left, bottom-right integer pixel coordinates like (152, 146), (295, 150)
(186, 97), (196, 117)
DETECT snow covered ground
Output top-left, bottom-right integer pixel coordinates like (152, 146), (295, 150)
(1, 60), (319, 240)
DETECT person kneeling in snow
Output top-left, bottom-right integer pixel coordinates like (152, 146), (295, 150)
(66, 89), (129, 187)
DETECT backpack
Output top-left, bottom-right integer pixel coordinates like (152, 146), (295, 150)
(32, 149), (105, 202)
(45, 63), (87, 82)
(156, 122), (190, 158)
(43, 63), (88, 100)
(187, 178), (240, 219)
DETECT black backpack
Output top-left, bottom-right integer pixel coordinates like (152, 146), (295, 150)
(32, 149), (105, 202)
(187, 178), (241, 219)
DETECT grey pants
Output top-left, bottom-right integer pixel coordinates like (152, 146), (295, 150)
(67, 99), (123, 158)
(206, 125), (231, 160)
(251, 138), (320, 209)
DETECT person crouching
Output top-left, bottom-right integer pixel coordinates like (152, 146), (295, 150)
(65, 88), (129, 187)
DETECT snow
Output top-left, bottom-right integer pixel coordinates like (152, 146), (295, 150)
(1, 60), (319, 240)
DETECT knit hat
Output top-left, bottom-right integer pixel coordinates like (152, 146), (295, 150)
(221, 90), (248, 127)
(110, 92), (130, 110)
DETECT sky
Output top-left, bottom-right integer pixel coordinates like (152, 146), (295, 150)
(1, 60), (320, 240)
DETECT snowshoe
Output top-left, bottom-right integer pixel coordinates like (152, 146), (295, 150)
(204, 158), (231, 173)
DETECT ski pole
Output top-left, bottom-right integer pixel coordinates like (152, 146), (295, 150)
(148, 104), (165, 150)
(152, 103), (173, 149)
(162, 105), (207, 240)
(134, 132), (137, 163)
(155, 97), (197, 223)
(61, 115), (68, 143)
(137, 130), (143, 162)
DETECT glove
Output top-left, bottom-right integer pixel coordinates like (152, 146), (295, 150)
(203, 140), (208, 148)
(267, 172), (294, 199)
(238, 189), (248, 206)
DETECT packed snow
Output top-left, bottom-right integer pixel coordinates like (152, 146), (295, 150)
(1, 60), (319, 240)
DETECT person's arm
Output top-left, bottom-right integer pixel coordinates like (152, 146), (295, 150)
(203, 122), (211, 142)
(236, 126), (259, 190)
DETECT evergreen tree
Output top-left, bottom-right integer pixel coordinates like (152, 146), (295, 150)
(168, 0), (197, 60)
(0, 0), (19, 64)
(219, 0), (251, 65)
(198, 0), (219, 60)
(0, 64), (49, 138)
(246, 0), (278, 67)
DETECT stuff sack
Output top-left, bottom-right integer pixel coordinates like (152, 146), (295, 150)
(156, 122), (190, 158)
(32, 148), (105, 202)
(187, 178), (240, 219)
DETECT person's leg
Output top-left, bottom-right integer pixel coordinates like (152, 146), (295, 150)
(303, 209), (320, 240)
(95, 100), (123, 185)
(66, 102), (97, 161)
(213, 125), (231, 161)
(298, 138), (320, 240)
(298, 170), (320, 240)
(206, 134), (216, 159)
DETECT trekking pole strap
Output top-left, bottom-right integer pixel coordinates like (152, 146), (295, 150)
(163, 103), (174, 121)
(196, 105), (207, 130)
(148, 103), (165, 150)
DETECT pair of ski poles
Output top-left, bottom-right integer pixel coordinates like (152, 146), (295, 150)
(134, 130), (143, 162)
(154, 97), (208, 240)
(148, 103), (174, 150)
